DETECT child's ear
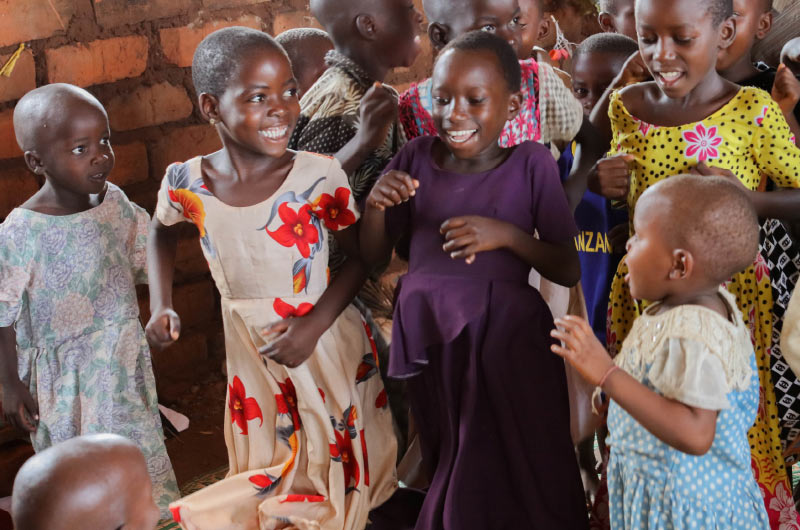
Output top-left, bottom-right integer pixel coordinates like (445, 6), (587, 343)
(669, 249), (694, 280)
(717, 17), (736, 51)
(428, 22), (450, 51)
(597, 12), (615, 33)
(755, 10), (774, 40)
(356, 14), (378, 40)
(23, 151), (45, 176)
(536, 19), (550, 42)
(198, 93), (221, 124)
(507, 92), (523, 120)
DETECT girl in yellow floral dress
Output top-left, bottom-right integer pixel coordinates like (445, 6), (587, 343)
(590, 0), (800, 526)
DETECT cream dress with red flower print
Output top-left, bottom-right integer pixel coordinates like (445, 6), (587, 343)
(604, 87), (800, 528)
(156, 153), (397, 530)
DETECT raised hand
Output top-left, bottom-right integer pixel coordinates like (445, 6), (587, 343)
(550, 315), (615, 386)
(145, 307), (181, 351)
(357, 82), (399, 153)
(2, 379), (38, 433)
(440, 215), (511, 264)
(772, 64), (800, 116)
(366, 170), (419, 211)
(259, 315), (324, 368)
(613, 51), (650, 89)
(588, 154), (634, 199)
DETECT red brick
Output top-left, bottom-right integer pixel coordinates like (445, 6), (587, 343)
(160, 16), (264, 68)
(107, 82), (193, 131)
(0, 166), (39, 218)
(272, 11), (322, 36)
(0, 47), (35, 103)
(175, 235), (211, 282)
(172, 279), (216, 330)
(151, 124), (222, 179)
(201, 0), (268, 8)
(0, 0), (77, 47)
(46, 36), (149, 87)
(108, 141), (148, 187)
(0, 109), (22, 160)
(92, 0), (194, 28)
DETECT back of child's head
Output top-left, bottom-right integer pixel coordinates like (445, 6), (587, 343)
(574, 32), (638, 62)
(595, 0), (636, 38)
(639, 174), (759, 284)
(275, 28), (333, 97)
(12, 434), (159, 530)
(437, 30), (522, 93)
(192, 26), (288, 97)
(13, 83), (106, 154)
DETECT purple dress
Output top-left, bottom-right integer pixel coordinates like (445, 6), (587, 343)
(384, 137), (588, 529)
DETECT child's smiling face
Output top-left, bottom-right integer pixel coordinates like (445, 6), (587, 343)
(431, 48), (519, 161)
(213, 46), (300, 159)
(635, 0), (734, 98)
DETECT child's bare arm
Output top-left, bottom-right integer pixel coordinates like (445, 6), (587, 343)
(551, 316), (718, 455)
(260, 226), (368, 368)
(772, 64), (800, 142)
(563, 118), (609, 210)
(145, 218), (181, 351)
(360, 170), (418, 269)
(441, 217), (580, 286)
(0, 325), (37, 432)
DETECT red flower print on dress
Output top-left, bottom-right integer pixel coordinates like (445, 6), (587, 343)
(276, 377), (301, 430)
(249, 472), (281, 496)
(362, 319), (379, 364)
(360, 429), (370, 487)
(228, 376), (263, 435)
(375, 389), (388, 409)
(755, 254), (769, 283)
(280, 494), (325, 503)
(278, 424), (299, 477)
(637, 120), (658, 137)
(682, 123), (723, 162)
(755, 105), (769, 127)
(312, 187), (357, 231)
(170, 506), (182, 523)
(356, 353), (378, 384)
(168, 188), (207, 237)
(267, 203), (319, 258)
(273, 298), (314, 319)
(330, 429), (360, 492)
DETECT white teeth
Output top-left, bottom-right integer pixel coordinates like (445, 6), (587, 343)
(446, 130), (476, 143)
(260, 126), (288, 139)
(660, 72), (681, 81)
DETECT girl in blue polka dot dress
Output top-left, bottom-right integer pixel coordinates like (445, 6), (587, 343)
(552, 175), (770, 529)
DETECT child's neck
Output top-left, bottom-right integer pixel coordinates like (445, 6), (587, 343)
(432, 138), (513, 174)
(21, 181), (104, 216)
(632, 71), (738, 126)
(719, 54), (760, 84)
(333, 45), (388, 83)
(655, 284), (729, 319)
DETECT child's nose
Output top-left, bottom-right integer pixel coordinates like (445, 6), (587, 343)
(654, 39), (677, 62)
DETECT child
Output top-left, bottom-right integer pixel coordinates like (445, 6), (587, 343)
(401, 0), (605, 210)
(12, 433), (160, 530)
(147, 28), (397, 528)
(361, 31), (589, 529)
(0, 83), (178, 514)
(595, 0), (636, 39)
(533, 0), (601, 71)
(518, 0), (548, 59)
(552, 175), (770, 528)
(275, 28), (333, 98)
(589, 0), (800, 524)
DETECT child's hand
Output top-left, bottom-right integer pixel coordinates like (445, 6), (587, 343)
(2, 379), (38, 433)
(440, 216), (510, 264)
(772, 64), (800, 116)
(357, 82), (398, 153)
(588, 154), (634, 199)
(551, 316), (615, 386)
(612, 51), (650, 89)
(259, 315), (324, 368)
(145, 307), (181, 351)
(367, 170), (419, 211)
(690, 162), (744, 189)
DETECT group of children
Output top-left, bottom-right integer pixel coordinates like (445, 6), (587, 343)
(4, 0), (800, 528)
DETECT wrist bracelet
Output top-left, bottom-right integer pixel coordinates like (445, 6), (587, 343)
(598, 365), (619, 388)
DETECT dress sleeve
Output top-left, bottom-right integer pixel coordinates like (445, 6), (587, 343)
(530, 148), (579, 243)
(753, 96), (800, 188)
(315, 155), (361, 232)
(647, 337), (732, 410)
(155, 163), (191, 227)
(538, 62), (583, 144)
(0, 218), (31, 327)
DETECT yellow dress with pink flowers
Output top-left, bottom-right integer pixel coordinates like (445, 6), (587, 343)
(156, 153), (397, 530)
(605, 87), (800, 528)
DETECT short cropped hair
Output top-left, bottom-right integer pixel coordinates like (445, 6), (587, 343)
(438, 31), (522, 92)
(574, 32), (639, 61)
(634, 0), (732, 26)
(639, 174), (759, 283)
(192, 26), (287, 96)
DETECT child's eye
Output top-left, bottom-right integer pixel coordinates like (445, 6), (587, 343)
(480, 24), (497, 33)
(468, 97), (486, 105)
(573, 88), (589, 98)
(283, 87), (298, 99)
(512, 16), (522, 27)
(639, 35), (656, 45)
(674, 36), (693, 45)
(100, 138), (111, 147)
(433, 96), (450, 106)
(71, 146), (86, 155)
(248, 94), (265, 103)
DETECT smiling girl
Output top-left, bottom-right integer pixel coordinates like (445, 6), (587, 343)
(361, 31), (587, 530)
(147, 28), (397, 529)
(589, 0), (800, 524)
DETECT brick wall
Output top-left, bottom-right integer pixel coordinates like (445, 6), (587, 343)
(0, 0), (434, 394)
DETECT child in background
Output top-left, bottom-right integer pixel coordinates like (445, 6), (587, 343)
(518, 0), (549, 59)
(534, 0), (601, 71)
(590, 0), (800, 524)
(148, 28), (397, 529)
(0, 84), (178, 514)
(275, 28), (333, 98)
(595, 0), (636, 39)
(552, 175), (770, 529)
(12, 434), (160, 530)
(362, 32), (588, 529)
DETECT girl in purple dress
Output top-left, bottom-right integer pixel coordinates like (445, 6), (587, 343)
(360, 31), (589, 530)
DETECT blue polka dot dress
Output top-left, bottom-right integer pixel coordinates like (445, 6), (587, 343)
(606, 289), (769, 529)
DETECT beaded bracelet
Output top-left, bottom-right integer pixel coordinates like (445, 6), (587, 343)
(598, 365), (620, 388)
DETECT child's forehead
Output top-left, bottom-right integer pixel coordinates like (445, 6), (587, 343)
(430, 0), (519, 26)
